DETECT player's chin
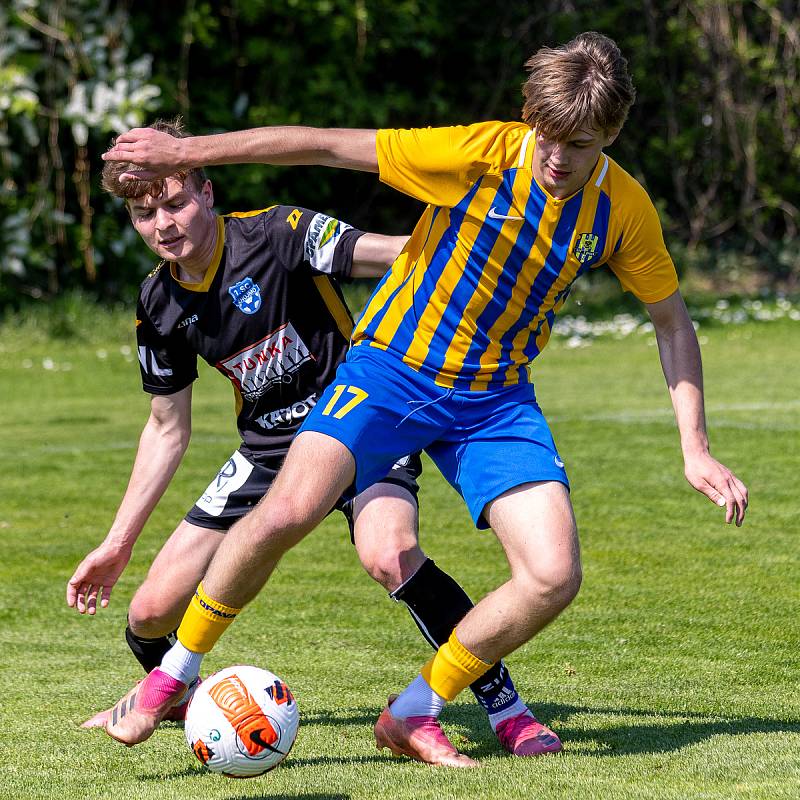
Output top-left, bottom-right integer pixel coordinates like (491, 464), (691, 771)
(157, 241), (189, 259)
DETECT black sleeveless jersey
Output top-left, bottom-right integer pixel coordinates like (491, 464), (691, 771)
(135, 205), (364, 466)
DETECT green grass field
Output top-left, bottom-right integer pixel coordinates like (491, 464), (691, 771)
(1, 306), (798, 799)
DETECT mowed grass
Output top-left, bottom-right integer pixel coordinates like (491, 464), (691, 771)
(0, 309), (798, 800)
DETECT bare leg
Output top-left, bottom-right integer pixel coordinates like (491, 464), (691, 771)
(352, 482), (425, 591)
(82, 522), (223, 729)
(454, 480), (581, 663)
(128, 521), (225, 638)
(201, 431), (356, 607)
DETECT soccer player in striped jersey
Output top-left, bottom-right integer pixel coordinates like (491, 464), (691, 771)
(69, 120), (536, 753)
(100, 32), (748, 766)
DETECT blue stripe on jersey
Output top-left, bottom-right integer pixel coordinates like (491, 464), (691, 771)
(487, 191), (585, 387)
(591, 191), (612, 265)
(358, 207), (442, 343)
(421, 170), (530, 377)
(385, 180), (482, 358)
(450, 175), (548, 381)
(520, 191), (612, 365)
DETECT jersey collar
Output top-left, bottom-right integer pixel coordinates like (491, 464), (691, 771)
(169, 215), (225, 292)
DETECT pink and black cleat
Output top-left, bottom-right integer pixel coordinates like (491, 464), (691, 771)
(81, 676), (200, 730)
(495, 711), (562, 756)
(102, 668), (188, 746)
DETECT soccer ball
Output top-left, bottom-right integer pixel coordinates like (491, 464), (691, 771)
(184, 665), (299, 778)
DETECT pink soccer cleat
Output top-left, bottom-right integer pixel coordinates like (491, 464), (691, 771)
(81, 676), (201, 730)
(374, 700), (478, 768)
(102, 668), (188, 746)
(495, 711), (562, 756)
(163, 676), (201, 722)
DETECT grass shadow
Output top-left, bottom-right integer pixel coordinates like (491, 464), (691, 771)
(300, 702), (800, 760)
(448, 701), (800, 758)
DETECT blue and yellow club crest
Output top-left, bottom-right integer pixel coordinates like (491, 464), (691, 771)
(573, 233), (599, 264)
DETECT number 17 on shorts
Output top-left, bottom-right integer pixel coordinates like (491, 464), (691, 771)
(320, 384), (369, 419)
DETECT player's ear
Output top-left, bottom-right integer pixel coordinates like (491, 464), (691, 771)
(603, 128), (621, 147)
(201, 179), (214, 208)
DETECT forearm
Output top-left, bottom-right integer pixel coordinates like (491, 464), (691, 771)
(655, 320), (710, 458)
(105, 416), (189, 548)
(179, 127), (379, 172)
(647, 292), (748, 523)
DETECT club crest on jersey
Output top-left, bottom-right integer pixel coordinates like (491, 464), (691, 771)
(573, 233), (600, 264)
(228, 277), (262, 315)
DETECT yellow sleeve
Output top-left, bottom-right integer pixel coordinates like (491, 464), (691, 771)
(376, 122), (522, 208)
(607, 186), (679, 303)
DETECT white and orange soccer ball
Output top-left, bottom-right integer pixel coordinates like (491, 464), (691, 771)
(184, 665), (299, 778)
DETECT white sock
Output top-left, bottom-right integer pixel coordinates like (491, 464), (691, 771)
(159, 640), (204, 685)
(388, 674), (446, 719)
(487, 696), (530, 731)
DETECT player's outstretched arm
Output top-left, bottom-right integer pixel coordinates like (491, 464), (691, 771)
(66, 386), (193, 614)
(646, 291), (748, 525)
(102, 126), (379, 182)
(351, 234), (409, 278)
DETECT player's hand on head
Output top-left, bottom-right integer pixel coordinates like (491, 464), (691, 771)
(66, 543), (132, 615)
(101, 127), (188, 182)
(684, 453), (748, 526)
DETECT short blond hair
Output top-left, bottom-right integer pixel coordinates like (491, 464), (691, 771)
(101, 117), (207, 200)
(522, 32), (635, 140)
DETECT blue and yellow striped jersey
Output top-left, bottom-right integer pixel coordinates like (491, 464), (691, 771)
(352, 121), (679, 390)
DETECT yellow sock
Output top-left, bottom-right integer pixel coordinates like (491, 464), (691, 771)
(421, 630), (493, 701)
(177, 583), (241, 654)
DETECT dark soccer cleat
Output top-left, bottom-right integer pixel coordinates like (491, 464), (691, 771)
(495, 711), (562, 756)
(374, 700), (478, 768)
(103, 668), (187, 746)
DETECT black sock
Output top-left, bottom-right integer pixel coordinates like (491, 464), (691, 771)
(390, 558), (513, 714)
(125, 622), (177, 673)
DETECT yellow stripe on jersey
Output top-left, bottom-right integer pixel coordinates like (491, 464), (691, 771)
(312, 275), (354, 340)
(442, 166), (546, 391)
(224, 205), (278, 219)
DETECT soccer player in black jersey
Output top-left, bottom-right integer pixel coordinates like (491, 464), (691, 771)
(67, 119), (534, 750)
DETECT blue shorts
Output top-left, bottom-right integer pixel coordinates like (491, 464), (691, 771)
(300, 345), (569, 529)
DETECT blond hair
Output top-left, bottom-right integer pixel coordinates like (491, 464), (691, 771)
(522, 32), (635, 140)
(101, 117), (208, 200)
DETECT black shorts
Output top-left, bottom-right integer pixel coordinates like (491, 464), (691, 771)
(184, 448), (422, 540)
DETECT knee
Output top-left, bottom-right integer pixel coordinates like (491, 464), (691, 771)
(356, 534), (425, 593)
(518, 554), (582, 614)
(545, 561), (582, 610)
(128, 590), (174, 639)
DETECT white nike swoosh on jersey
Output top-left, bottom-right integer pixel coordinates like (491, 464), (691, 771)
(488, 207), (524, 221)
